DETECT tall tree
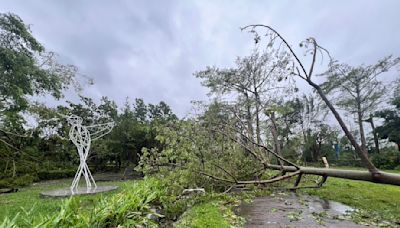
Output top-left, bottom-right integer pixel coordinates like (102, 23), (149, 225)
(148, 101), (177, 123)
(298, 94), (329, 159)
(321, 57), (399, 155)
(376, 80), (400, 151)
(196, 49), (291, 144)
(0, 13), (77, 127)
(133, 98), (148, 123)
(0, 13), (78, 170)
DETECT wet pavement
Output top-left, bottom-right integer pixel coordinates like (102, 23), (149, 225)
(237, 192), (373, 228)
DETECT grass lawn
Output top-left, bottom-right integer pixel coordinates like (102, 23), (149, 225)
(174, 198), (245, 228)
(2, 168), (400, 226)
(174, 201), (232, 228)
(1, 177), (242, 227)
(1, 177), (244, 227)
(0, 178), (128, 224)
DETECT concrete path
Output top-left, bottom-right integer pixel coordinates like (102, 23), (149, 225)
(237, 192), (373, 228)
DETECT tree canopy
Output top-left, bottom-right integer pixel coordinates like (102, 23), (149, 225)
(0, 13), (77, 127)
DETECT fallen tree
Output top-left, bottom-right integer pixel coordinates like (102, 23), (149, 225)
(233, 25), (400, 186)
(200, 124), (400, 187)
(197, 25), (400, 187)
(139, 26), (400, 191)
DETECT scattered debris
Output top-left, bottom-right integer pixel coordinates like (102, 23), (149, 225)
(237, 193), (370, 227)
(181, 188), (205, 196)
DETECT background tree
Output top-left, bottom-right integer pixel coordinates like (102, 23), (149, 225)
(196, 49), (291, 144)
(298, 94), (330, 162)
(0, 12), (181, 188)
(376, 80), (400, 151)
(321, 57), (400, 155)
(0, 13), (80, 181)
(0, 13), (78, 127)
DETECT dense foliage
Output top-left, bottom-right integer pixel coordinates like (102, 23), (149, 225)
(376, 83), (400, 151)
(0, 13), (178, 188)
(0, 12), (79, 186)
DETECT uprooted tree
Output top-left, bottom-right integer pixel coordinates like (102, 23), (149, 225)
(241, 25), (400, 186)
(138, 25), (400, 189)
(238, 25), (400, 186)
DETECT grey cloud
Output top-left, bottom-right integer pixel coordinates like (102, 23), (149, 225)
(1, 0), (399, 117)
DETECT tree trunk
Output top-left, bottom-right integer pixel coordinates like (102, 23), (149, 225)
(311, 141), (317, 162)
(270, 112), (284, 167)
(12, 159), (16, 178)
(254, 93), (261, 144)
(4, 160), (8, 174)
(317, 138), (322, 161)
(266, 164), (400, 186)
(244, 93), (254, 140)
(252, 71), (261, 144)
(365, 116), (380, 153)
(356, 85), (368, 156)
(306, 79), (379, 175)
(242, 92), (255, 155)
(357, 111), (368, 154)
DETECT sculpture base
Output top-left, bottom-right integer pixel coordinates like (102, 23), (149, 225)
(40, 185), (118, 198)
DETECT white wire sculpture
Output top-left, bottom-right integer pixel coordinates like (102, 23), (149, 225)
(65, 115), (114, 193)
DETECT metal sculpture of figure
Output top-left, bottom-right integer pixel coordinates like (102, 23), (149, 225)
(66, 115), (114, 193)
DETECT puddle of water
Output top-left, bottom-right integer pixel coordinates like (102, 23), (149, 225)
(237, 192), (369, 228)
(316, 198), (355, 214)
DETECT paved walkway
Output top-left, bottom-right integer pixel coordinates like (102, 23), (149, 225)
(237, 192), (372, 228)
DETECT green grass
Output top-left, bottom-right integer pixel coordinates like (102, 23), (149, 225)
(303, 177), (400, 223)
(1, 177), (243, 227)
(4, 168), (400, 226)
(175, 201), (231, 228)
(175, 199), (244, 228)
(0, 178), (127, 225)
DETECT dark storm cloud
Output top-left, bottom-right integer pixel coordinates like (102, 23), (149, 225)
(1, 0), (399, 116)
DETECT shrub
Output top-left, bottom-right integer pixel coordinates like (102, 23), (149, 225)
(371, 148), (400, 170)
(37, 169), (76, 180)
(0, 174), (35, 188)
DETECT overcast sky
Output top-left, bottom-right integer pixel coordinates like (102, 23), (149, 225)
(1, 0), (399, 117)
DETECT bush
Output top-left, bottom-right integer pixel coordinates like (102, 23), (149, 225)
(371, 148), (400, 170)
(91, 164), (119, 172)
(15, 162), (39, 175)
(0, 174), (35, 188)
(37, 169), (76, 180)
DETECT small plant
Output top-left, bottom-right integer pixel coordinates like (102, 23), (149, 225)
(0, 213), (19, 228)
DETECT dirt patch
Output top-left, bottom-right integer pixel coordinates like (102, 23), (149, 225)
(237, 192), (373, 228)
